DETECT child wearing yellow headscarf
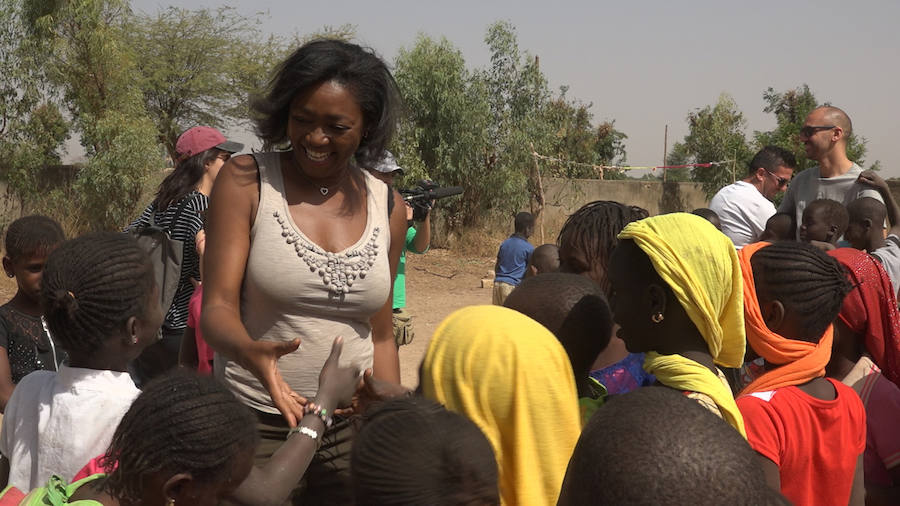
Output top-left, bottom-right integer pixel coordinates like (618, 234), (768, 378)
(610, 213), (747, 436)
(420, 305), (581, 506)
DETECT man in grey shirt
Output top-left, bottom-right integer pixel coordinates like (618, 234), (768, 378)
(778, 106), (882, 238)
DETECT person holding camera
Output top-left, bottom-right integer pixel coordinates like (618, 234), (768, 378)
(368, 152), (431, 347)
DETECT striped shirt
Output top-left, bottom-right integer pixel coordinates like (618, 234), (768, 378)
(127, 191), (207, 331)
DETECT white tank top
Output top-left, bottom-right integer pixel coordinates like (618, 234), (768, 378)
(216, 151), (391, 412)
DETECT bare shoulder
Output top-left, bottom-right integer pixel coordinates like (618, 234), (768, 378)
(223, 153), (262, 188)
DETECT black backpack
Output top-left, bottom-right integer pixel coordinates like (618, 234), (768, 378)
(129, 198), (192, 316)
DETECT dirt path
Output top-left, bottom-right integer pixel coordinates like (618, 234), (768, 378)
(398, 249), (495, 387)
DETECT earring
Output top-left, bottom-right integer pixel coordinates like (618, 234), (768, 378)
(651, 312), (664, 324)
(131, 336), (138, 345)
(166, 499), (175, 506)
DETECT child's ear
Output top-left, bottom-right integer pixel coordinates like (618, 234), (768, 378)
(862, 218), (874, 232)
(125, 315), (139, 345)
(2, 257), (13, 278)
(163, 472), (194, 505)
(760, 300), (786, 331)
(826, 225), (839, 243)
(646, 283), (668, 319)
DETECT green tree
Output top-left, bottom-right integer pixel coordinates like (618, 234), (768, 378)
(392, 34), (496, 226)
(0, 0), (72, 211)
(125, 6), (289, 161)
(668, 93), (752, 196)
(754, 85), (876, 172)
(23, 0), (161, 229)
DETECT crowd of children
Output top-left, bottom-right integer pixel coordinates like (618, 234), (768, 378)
(1, 37), (898, 506)
(1, 181), (899, 504)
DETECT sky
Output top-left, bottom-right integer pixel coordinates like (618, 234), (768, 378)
(127, 0), (900, 177)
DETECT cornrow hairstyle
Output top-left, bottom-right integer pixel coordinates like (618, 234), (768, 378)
(41, 232), (155, 354)
(101, 371), (259, 503)
(352, 396), (499, 506)
(558, 386), (779, 505)
(557, 201), (649, 296)
(750, 241), (852, 343)
(154, 147), (222, 211)
(504, 273), (612, 382)
(3, 215), (65, 260)
(251, 39), (401, 168)
(805, 198), (849, 239)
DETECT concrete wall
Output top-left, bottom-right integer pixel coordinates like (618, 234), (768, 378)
(535, 177), (708, 241)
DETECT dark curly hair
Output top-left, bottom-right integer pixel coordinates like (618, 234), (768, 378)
(3, 215), (65, 260)
(40, 232), (155, 354)
(251, 39), (401, 168)
(101, 371), (259, 503)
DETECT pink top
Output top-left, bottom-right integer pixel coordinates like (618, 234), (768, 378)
(188, 286), (213, 375)
(841, 356), (900, 486)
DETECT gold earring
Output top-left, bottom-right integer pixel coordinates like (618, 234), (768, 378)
(166, 499), (175, 506)
(651, 312), (664, 324)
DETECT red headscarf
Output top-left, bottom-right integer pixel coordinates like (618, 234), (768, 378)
(827, 248), (900, 387)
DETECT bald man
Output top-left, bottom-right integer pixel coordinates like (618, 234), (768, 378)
(779, 106), (882, 239)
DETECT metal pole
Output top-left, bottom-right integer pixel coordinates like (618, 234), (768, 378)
(663, 124), (668, 182)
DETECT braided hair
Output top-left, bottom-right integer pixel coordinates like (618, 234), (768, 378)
(3, 215), (65, 260)
(750, 241), (852, 342)
(40, 232), (155, 354)
(352, 396), (499, 506)
(557, 201), (648, 296)
(102, 371), (259, 503)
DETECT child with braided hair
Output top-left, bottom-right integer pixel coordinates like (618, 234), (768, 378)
(0, 331), (360, 506)
(0, 216), (66, 411)
(557, 200), (654, 395)
(0, 232), (162, 492)
(737, 241), (865, 506)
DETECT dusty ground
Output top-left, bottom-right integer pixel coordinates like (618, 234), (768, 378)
(0, 249), (495, 388)
(398, 249), (495, 387)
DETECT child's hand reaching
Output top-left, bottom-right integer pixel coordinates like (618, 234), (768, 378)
(352, 368), (412, 415)
(857, 170), (889, 194)
(315, 337), (362, 413)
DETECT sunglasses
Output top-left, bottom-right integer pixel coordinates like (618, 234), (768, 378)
(765, 170), (790, 188)
(799, 125), (835, 138)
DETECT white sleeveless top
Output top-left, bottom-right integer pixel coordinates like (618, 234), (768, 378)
(216, 152), (391, 412)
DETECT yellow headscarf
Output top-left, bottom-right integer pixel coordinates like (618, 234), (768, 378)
(618, 213), (747, 437)
(421, 305), (581, 506)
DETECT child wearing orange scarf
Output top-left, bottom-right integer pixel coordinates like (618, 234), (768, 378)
(737, 241), (865, 506)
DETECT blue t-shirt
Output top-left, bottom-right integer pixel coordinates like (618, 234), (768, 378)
(494, 235), (534, 286)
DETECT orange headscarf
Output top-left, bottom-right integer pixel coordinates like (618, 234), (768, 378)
(739, 241), (834, 394)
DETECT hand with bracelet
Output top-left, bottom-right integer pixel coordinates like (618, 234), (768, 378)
(227, 337), (360, 505)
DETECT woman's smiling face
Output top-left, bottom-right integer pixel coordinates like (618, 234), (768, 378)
(287, 80), (365, 178)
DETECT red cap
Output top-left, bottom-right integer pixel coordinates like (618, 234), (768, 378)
(175, 126), (243, 160)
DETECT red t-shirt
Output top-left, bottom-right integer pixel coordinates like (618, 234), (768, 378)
(737, 378), (866, 506)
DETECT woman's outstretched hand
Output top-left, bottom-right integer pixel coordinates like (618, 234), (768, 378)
(241, 338), (307, 427)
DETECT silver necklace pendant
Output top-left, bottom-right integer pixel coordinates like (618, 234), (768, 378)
(320, 187), (329, 196)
